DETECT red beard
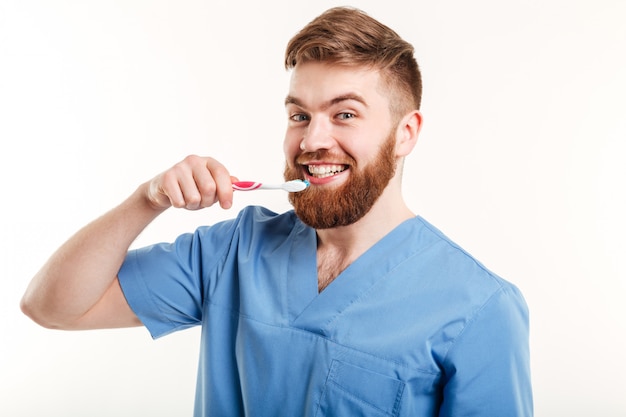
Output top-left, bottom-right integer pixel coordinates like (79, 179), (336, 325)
(284, 133), (397, 229)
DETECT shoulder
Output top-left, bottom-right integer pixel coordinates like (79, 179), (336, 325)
(193, 206), (304, 247)
(233, 206), (302, 235)
(401, 216), (528, 322)
(237, 205), (298, 225)
(410, 216), (520, 290)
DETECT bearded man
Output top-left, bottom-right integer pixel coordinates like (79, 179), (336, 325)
(21, 7), (533, 416)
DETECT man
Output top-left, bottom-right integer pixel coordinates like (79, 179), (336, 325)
(21, 6), (533, 416)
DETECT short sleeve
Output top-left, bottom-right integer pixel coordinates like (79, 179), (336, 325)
(439, 284), (533, 416)
(119, 219), (237, 339)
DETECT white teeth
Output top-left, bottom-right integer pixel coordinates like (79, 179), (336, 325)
(307, 164), (346, 178)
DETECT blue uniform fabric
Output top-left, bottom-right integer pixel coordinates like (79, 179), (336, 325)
(118, 206), (532, 416)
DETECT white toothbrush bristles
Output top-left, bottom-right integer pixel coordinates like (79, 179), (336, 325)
(281, 180), (310, 192)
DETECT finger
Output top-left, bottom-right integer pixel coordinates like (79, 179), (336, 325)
(190, 161), (219, 209)
(205, 157), (234, 209)
(177, 175), (204, 210)
(168, 156), (205, 209)
(148, 171), (184, 209)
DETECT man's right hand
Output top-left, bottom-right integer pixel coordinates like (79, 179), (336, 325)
(146, 155), (237, 211)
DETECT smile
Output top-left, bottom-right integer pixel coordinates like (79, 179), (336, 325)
(306, 164), (347, 178)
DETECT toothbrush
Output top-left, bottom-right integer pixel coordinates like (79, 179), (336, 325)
(232, 179), (310, 192)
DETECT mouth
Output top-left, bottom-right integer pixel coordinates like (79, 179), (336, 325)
(305, 164), (348, 179)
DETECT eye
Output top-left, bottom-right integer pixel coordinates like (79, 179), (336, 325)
(289, 113), (309, 122)
(336, 112), (356, 120)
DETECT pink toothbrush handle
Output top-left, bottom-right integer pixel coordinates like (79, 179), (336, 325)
(232, 181), (262, 191)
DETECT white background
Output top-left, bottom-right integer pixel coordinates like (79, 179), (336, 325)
(1, 0), (625, 415)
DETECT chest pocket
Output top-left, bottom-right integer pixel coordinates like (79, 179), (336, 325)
(316, 360), (405, 417)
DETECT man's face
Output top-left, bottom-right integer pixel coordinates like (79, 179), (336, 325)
(283, 62), (399, 229)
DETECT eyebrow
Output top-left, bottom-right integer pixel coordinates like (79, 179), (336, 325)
(284, 93), (368, 110)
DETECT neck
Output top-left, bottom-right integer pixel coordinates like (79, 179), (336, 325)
(314, 183), (413, 292)
(315, 183), (414, 256)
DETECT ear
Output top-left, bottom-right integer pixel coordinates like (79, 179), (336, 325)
(395, 110), (422, 157)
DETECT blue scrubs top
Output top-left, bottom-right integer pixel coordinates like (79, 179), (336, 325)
(119, 206), (532, 416)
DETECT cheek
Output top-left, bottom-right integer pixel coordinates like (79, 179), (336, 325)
(283, 132), (301, 164)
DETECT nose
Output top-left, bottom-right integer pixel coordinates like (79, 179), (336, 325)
(300, 117), (334, 152)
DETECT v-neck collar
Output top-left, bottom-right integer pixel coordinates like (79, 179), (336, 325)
(286, 216), (420, 336)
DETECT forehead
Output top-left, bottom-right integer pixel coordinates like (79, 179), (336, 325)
(286, 62), (388, 109)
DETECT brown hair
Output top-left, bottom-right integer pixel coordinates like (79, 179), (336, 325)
(285, 7), (422, 116)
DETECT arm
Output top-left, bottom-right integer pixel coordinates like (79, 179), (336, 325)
(20, 155), (235, 330)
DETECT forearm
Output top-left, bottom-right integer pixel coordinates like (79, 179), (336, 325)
(21, 182), (166, 329)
